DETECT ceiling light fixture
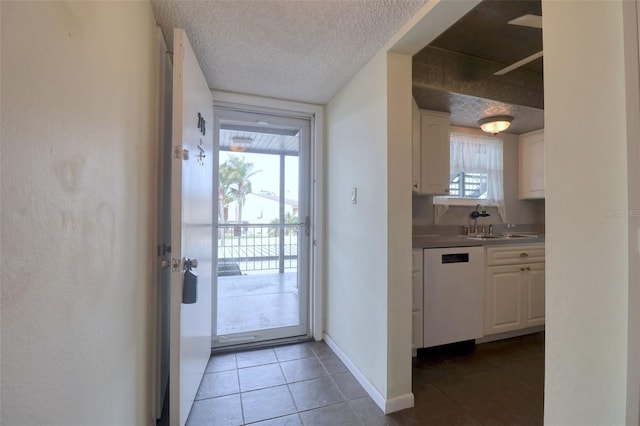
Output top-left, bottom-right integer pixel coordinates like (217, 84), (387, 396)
(229, 136), (253, 152)
(478, 115), (513, 135)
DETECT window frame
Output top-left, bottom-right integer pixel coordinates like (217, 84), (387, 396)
(442, 132), (503, 207)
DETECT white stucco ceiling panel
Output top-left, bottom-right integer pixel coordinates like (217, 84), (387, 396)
(150, 0), (426, 104)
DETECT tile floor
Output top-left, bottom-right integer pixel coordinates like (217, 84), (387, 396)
(187, 332), (544, 425)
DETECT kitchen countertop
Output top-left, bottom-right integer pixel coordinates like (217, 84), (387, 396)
(413, 234), (545, 249)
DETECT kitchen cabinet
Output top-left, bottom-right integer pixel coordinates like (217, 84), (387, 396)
(412, 108), (450, 195)
(411, 249), (424, 350)
(485, 244), (545, 335)
(519, 129), (545, 199)
(411, 99), (422, 193)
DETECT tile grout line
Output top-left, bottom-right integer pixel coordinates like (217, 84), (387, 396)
(278, 349), (303, 422)
(232, 353), (248, 426)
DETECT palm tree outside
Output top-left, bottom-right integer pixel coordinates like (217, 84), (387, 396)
(219, 155), (262, 224)
(225, 155), (261, 224)
(218, 161), (234, 224)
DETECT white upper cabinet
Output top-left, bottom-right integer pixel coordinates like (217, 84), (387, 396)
(412, 107), (451, 195)
(519, 129), (545, 199)
(411, 99), (422, 192)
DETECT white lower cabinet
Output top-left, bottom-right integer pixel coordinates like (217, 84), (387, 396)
(485, 244), (545, 335)
(412, 249), (424, 350)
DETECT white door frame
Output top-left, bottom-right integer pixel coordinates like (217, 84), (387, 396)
(212, 90), (324, 342)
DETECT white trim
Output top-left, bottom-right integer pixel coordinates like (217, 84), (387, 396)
(385, 393), (415, 414)
(323, 334), (415, 414)
(386, 0), (481, 55)
(323, 334), (386, 411)
(475, 325), (545, 344)
(212, 91), (324, 342)
(444, 198), (497, 207)
(212, 90), (321, 118)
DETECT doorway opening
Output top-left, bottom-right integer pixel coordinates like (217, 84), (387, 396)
(213, 107), (312, 349)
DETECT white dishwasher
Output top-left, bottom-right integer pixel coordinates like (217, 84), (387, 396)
(423, 246), (484, 348)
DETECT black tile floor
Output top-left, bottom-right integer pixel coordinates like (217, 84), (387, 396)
(187, 332), (544, 425)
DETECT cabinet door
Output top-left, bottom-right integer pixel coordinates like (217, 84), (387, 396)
(519, 129), (545, 199)
(412, 271), (423, 313)
(412, 310), (423, 350)
(486, 265), (522, 334)
(420, 111), (450, 195)
(411, 249), (423, 349)
(412, 100), (421, 192)
(522, 263), (545, 327)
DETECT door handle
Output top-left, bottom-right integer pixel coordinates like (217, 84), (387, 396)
(161, 259), (171, 269)
(297, 216), (310, 236)
(184, 258), (198, 269)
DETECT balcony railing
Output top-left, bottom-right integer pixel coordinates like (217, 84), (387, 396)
(217, 223), (298, 275)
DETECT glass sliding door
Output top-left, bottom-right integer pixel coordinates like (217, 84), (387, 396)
(212, 107), (311, 347)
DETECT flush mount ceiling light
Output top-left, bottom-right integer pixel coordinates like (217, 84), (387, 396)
(478, 115), (513, 135)
(229, 135), (253, 152)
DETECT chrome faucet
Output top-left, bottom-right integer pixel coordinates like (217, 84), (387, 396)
(469, 204), (490, 234)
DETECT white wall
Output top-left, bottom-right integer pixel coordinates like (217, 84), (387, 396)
(325, 49), (413, 409)
(1, 2), (158, 424)
(543, 0), (638, 423)
(385, 52), (413, 402)
(624, 2), (640, 423)
(326, 50), (390, 398)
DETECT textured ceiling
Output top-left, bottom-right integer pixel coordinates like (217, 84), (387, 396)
(150, 0), (427, 105)
(413, 0), (544, 134)
(412, 85), (544, 134)
(150, 0), (544, 134)
(429, 0), (543, 74)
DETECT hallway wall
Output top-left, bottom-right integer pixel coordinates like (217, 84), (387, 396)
(1, 2), (159, 424)
(542, 0), (640, 423)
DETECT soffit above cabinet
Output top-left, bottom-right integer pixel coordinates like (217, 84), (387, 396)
(412, 0), (544, 135)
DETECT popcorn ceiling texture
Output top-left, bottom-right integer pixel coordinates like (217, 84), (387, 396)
(150, 0), (426, 104)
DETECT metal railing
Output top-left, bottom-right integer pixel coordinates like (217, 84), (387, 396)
(217, 223), (298, 275)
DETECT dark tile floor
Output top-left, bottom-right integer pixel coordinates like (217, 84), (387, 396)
(187, 332), (544, 425)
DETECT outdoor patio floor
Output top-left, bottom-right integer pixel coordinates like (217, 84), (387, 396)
(216, 271), (299, 336)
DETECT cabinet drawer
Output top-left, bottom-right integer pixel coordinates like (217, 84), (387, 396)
(486, 244), (545, 266)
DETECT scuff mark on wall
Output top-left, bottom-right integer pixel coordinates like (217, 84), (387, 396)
(54, 155), (85, 193)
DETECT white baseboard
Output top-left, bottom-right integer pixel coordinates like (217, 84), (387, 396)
(323, 334), (414, 414)
(385, 393), (415, 414)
